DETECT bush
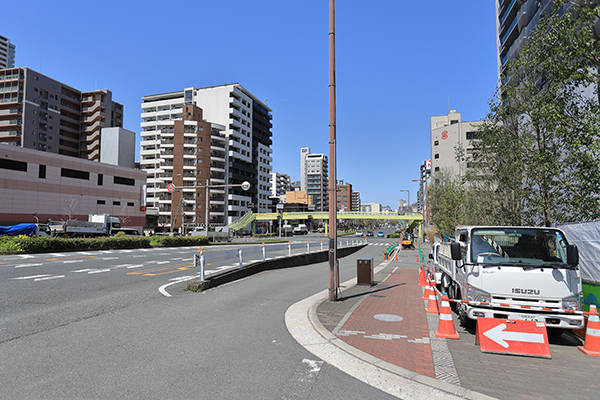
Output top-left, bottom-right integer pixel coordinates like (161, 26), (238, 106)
(0, 235), (152, 254)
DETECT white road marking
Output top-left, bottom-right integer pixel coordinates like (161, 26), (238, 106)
(63, 260), (84, 264)
(15, 263), (43, 268)
(158, 274), (202, 297)
(12, 274), (51, 280)
(126, 264), (145, 269)
(133, 255), (148, 258)
(50, 253), (67, 257)
(77, 252), (94, 255)
(72, 269), (97, 273)
(18, 254), (35, 259)
(156, 261), (169, 265)
(34, 275), (65, 281)
(102, 257), (119, 260)
(88, 269), (111, 274)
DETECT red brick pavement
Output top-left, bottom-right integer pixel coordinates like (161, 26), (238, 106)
(336, 266), (435, 378)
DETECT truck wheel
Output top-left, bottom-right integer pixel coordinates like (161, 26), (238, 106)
(459, 304), (475, 329)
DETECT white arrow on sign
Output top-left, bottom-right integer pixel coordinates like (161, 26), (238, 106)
(483, 323), (545, 348)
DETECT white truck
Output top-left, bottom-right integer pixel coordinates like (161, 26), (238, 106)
(293, 224), (309, 235)
(52, 214), (121, 237)
(427, 226), (584, 333)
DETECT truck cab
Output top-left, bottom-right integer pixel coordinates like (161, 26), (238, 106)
(437, 226), (584, 331)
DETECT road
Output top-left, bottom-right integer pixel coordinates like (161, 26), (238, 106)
(0, 235), (398, 399)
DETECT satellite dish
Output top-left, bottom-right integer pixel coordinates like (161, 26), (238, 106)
(241, 181), (251, 191)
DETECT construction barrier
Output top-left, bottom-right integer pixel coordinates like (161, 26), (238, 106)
(435, 293), (460, 339)
(578, 305), (600, 357)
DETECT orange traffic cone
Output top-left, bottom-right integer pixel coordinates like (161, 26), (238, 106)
(435, 293), (460, 339)
(425, 283), (440, 314)
(418, 266), (426, 287)
(578, 305), (600, 357)
(422, 278), (432, 300)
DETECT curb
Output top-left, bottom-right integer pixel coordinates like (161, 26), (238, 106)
(285, 269), (498, 400)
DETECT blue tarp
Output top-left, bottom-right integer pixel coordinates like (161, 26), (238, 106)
(0, 223), (37, 237)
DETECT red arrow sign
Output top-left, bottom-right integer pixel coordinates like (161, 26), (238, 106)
(476, 318), (551, 358)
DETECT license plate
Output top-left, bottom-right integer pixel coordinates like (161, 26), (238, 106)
(518, 314), (539, 321)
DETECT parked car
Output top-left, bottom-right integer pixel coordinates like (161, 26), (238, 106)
(355, 230), (364, 237)
(377, 231), (385, 237)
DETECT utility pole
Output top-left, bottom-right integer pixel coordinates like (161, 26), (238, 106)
(328, 0), (338, 302)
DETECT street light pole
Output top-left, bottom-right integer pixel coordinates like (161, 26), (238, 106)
(328, 0), (338, 302)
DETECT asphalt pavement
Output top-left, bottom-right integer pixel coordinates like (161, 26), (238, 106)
(286, 244), (600, 400)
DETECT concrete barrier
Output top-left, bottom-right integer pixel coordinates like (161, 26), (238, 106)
(194, 244), (367, 291)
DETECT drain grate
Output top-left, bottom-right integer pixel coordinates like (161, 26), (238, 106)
(370, 295), (387, 298)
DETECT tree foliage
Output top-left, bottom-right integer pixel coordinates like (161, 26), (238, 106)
(457, 0), (600, 227)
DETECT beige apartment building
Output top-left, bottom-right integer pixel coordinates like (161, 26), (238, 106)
(430, 110), (482, 178)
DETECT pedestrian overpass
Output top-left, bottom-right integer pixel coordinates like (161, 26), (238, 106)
(228, 211), (423, 236)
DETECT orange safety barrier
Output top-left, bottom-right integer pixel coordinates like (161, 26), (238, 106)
(579, 305), (600, 357)
(435, 293), (460, 339)
(425, 281), (440, 314)
(418, 266), (427, 287)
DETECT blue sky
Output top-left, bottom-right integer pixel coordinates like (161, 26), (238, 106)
(4, 0), (498, 209)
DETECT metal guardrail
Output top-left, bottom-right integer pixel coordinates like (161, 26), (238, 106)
(193, 238), (367, 281)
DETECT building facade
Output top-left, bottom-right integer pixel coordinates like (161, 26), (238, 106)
(0, 145), (146, 232)
(300, 147), (328, 211)
(336, 182), (353, 212)
(139, 103), (227, 232)
(0, 68), (129, 165)
(270, 172), (291, 198)
(0, 35), (15, 69)
(140, 83), (273, 226)
(430, 110), (482, 178)
(496, 0), (559, 80)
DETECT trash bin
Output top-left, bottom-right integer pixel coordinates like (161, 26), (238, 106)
(357, 257), (374, 286)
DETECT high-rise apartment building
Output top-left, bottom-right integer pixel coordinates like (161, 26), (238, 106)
(351, 191), (361, 212)
(0, 68), (130, 164)
(140, 83), (273, 226)
(0, 35), (15, 69)
(270, 172), (291, 198)
(430, 110), (482, 178)
(496, 1), (573, 79)
(140, 103), (227, 231)
(300, 147), (328, 212)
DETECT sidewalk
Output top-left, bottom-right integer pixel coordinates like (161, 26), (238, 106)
(285, 245), (600, 400)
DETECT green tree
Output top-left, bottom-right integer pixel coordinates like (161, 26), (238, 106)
(427, 170), (465, 237)
(466, 0), (600, 226)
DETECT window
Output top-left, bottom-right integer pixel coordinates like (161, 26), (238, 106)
(114, 176), (135, 186)
(61, 168), (90, 180)
(98, 173), (103, 186)
(39, 164), (46, 179)
(127, 202), (134, 207)
(113, 201), (121, 206)
(0, 159), (27, 172)
(97, 200), (106, 205)
(466, 131), (478, 140)
(434, 154), (439, 159)
(434, 140), (439, 146)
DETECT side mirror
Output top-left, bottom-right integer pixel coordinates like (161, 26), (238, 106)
(567, 244), (579, 267)
(450, 242), (462, 261)
(428, 253), (434, 260)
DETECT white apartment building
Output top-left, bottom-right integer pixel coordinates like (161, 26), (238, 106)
(270, 172), (291, 198)
(430, 110), (483, 178)
(0, 35), (15, 69)
(300, 147), (328, 212)
(140, 84), (273, 227)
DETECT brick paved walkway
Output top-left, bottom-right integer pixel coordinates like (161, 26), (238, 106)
(319, 263), (436, 378)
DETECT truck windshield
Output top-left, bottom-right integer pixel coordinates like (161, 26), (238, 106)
(471, 228), (569, 267)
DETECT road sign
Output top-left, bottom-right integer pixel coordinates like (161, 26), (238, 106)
(475, 318), (550, 358)
(167, 183), (175, 193)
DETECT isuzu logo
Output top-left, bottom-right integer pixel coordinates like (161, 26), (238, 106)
(512, 288), (540, 295)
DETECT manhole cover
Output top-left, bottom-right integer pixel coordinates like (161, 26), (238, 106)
(374, 314), (403, 322)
